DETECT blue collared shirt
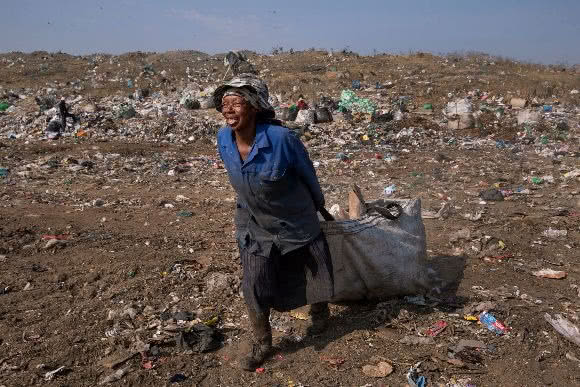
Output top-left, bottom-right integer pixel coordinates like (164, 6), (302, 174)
(217, 122), (324, 256)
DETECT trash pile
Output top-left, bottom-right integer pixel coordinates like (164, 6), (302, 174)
(0, 49), (578, 386)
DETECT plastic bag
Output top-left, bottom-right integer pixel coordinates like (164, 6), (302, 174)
(338, 90), (376, 114)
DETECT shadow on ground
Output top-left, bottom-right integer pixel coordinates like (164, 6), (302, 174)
(275, 255), (468, 355)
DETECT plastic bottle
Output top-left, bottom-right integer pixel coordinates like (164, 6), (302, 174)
(479, 311), (508, 335)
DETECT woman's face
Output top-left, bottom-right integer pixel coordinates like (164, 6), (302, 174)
(221, 95), (257, 132)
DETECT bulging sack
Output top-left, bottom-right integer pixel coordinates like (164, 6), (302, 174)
(321, 198), (436, 301)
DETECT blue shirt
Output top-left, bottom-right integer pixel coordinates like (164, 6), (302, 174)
(217, 122), (324, 256)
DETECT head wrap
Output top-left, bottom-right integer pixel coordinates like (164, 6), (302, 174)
(222, 87), (261, 110)
(213, 73), (275, 119)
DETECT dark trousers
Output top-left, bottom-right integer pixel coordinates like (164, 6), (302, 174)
(240, 232), (334, 317)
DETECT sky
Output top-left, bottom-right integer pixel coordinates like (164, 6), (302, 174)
(1, 0), (579, 65)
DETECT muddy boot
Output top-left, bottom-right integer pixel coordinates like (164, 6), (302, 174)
(239, 310), (272, 371)
(306, 302), (330, 336)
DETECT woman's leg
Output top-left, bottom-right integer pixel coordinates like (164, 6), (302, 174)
(305, 233), (334, 335)
(239, 247), (276, 370)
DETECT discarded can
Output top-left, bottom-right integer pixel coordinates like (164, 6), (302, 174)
(479, 311), (509, 335)
(423, 103), (433, 110)
(543, 105), (553, 112)
(531, 177), (543, 184)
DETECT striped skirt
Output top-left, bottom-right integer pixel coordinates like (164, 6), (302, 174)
(240, 232), (334, 313)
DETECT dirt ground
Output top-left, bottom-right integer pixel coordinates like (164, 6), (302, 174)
(0, 137), (578, 386)
(0, 50), (579, 386)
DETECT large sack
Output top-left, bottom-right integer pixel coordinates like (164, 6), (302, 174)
(322, 198), (437, 301)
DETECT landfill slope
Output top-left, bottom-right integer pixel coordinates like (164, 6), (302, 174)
(0, 50), (579, 386)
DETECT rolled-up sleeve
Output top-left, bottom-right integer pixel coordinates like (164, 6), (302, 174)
(286, 132), (325, 210)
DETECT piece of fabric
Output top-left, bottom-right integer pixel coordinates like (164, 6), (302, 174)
(222, 87), (261, 111)
(218, 122), (324, 256)
(241, 232), (334, 313)
(213, 73), (275, 119)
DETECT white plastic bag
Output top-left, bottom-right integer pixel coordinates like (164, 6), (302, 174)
(294, 109), (315, 125)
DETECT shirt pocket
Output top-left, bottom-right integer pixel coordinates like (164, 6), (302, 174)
(257, 168), (289, 201)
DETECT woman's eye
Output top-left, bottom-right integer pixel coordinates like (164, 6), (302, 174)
(223, 103), (243, 109)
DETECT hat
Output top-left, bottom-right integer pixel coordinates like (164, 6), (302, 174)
(213, 73), (275, 119)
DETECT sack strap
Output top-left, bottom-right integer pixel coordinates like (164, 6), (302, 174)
(319, 207), (335, 221)
(367, 202), (403, 220)
(319, 202), (403, 222)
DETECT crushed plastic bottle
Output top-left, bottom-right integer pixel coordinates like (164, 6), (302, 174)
(479, 311), (509, 335)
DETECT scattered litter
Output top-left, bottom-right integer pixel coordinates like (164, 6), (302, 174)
(545, 314), (580, 347)
(532, 269), (567, 279)
(338, 89), (376, 114)
(174, 324), (221, 353)
(406, 362), (426, 387)
(542, 228), (568, 238)
(383, 184), (396, 197)
(425, 320), (448, 337)
(479, 311), (509, 335)
(44, 366), (66, 381)
(566, 352), (580, 363)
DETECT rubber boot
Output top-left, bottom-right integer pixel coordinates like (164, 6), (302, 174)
(239, 309), (272, 371)
(306, 302), (330, 336)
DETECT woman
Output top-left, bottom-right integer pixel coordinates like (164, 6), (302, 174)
(214, 74), (334, 371)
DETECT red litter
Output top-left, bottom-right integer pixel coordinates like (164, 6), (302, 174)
(255, 367), (265, 374)
(425, 320), (448, 337)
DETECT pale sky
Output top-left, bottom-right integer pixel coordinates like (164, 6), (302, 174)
(1, 0), (579, 64)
